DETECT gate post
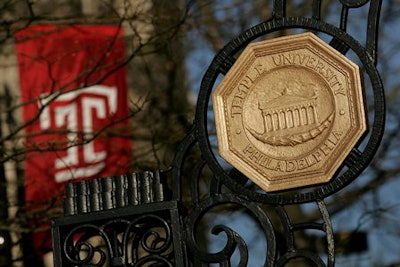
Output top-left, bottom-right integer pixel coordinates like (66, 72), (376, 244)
(52, 171), (187, 266)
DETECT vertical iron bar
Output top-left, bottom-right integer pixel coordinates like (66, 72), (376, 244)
(317, 200), (335, 267)
(273, 0), (286, 18)
(312, 0), (322, 20)
(340, 4), (349, 31)
(329, 3), (350, 54)
(366, 0), (382, 65)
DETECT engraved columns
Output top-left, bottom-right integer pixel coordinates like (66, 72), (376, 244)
(212, 32), (366, 192)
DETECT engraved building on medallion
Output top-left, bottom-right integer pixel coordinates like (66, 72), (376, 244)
(247, 80), (334, 147)
(212, 32), (366, 192)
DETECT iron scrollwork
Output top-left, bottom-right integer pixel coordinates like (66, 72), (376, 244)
(53, 1), (384, 266)
(178, 131), (337, 266)
(61, 215), (174, 266)
(184, 0), (384, 266)
(195, 0), (385, 204)
(185, 194), (276, 266)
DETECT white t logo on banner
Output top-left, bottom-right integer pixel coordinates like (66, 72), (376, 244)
(38, 85), (118, 183)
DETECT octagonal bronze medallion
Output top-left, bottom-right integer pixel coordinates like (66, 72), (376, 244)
(212, 32), (366, 192)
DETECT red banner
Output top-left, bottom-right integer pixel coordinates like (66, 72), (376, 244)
(15, 25), (132, 254)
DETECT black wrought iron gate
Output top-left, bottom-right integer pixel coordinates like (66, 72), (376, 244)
(52, 1), (385, 266)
